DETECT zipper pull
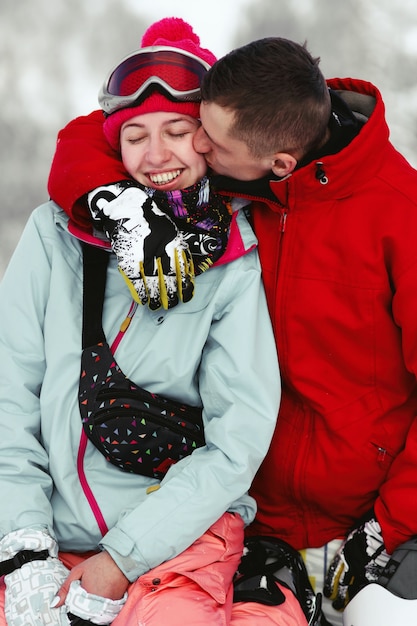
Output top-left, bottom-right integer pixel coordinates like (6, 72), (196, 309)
(119, 301), (138, 333)
(377, 447), (387, 462)
(315, 162), (329, 185)
(120, 316), (132, 333)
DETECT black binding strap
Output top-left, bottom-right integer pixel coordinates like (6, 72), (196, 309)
(67, 614), (95, 626)
(0, 549), (50, 576)
(81, 243), (109, 349)
(378, 537), (417, 600)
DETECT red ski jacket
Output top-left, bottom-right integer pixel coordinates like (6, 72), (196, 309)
(48, 78), (417, 554)
(247, 78), (417, 553)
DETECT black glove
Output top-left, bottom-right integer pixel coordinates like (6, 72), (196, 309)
(323, 511), (391, 610)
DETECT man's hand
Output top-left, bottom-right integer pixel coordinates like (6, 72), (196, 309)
(323, 512), (391, 610)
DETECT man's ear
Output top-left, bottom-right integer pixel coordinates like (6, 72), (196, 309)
(270, 152), (298, 177)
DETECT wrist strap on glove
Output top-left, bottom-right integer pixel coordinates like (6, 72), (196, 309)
(0, 548), (49, 576)
(67, 613), (94, 626)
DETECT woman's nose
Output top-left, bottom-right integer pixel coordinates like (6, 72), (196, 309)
(146, 137), (170, 165)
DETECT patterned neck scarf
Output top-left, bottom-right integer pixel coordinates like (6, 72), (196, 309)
(142, 175), (232, 274)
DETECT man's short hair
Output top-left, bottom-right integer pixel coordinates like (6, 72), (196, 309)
(201, 37), (331, 159)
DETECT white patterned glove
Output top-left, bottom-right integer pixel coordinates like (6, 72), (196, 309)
(5, 558), (70, 626)
(1, 526), (70, 626)
(66, 580), (127, 625)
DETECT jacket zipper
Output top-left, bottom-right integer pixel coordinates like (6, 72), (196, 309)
(111, 301), (138, 353)
(280, 211), (288, 233)
(270, 209), (288, 340)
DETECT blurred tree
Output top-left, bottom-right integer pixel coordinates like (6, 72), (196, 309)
(233, 0), (417, 165)
(0, 0), (148, 273)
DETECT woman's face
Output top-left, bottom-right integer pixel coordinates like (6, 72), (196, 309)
(120, 111), (207, 190)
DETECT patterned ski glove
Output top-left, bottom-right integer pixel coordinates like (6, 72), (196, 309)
(87, 182), (194, 310)
(323, 512), (391, 610)
(1, 528), (70, 626)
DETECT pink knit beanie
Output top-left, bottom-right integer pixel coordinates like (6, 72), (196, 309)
(103, 17), (217, 150)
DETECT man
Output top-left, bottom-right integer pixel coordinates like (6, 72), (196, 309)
(47, 36), (417, 625)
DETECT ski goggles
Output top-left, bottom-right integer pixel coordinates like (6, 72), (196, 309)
(99, 46), (212, 115)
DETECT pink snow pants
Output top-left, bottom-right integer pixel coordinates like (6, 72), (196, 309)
(0, 513), (307, 625)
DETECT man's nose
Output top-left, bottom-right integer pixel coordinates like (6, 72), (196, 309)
(193, 126), (210, 154)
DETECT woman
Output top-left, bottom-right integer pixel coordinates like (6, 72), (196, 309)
(0, 16), (307, 626)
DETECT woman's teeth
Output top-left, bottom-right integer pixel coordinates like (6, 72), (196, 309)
(149, 169), (181, 185)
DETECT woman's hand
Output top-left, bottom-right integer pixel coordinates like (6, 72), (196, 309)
(54, 550), (129, 606)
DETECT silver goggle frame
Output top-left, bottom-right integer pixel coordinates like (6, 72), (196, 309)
(99, 45), (211, 115)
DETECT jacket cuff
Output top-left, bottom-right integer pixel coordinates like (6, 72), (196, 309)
(99, 527), (149, 582)
(0, 527), (57, 561)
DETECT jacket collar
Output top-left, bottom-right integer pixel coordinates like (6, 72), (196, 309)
(214, 78), (389, 209)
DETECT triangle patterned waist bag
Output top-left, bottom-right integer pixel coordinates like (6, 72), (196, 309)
(78, 243), (205, 480)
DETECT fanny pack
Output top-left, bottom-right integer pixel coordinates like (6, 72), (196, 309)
(78, 243), (205, 479)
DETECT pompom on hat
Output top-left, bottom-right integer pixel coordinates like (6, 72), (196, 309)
(103, 17), (216, 150)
